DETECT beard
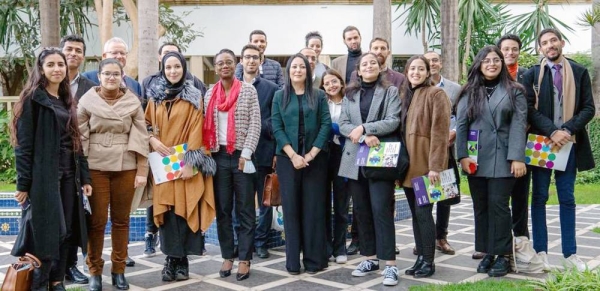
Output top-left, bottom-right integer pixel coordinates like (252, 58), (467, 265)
(545, 48), (562, 62)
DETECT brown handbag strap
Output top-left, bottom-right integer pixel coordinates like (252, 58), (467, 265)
(23, 253), (42, 268)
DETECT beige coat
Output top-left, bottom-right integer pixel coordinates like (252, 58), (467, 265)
(402, 86), (451, 187)
(78, 88), (149, 175)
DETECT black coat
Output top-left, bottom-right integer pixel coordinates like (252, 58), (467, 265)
(74, 74), (96, 101)
(12, 88), (91, 260)
(523, 60), (596, 171)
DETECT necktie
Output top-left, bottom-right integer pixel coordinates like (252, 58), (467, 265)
(553, 64), (563, 102)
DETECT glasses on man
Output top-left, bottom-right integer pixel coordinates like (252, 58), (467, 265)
(216, 60), (235, 68)
(107, 51), (128, 56)
(243, 55), (260, 60)
(482, 58), (502, 65)
(100, 72), (122, 79)
(501, 48), (519, 54)
(428, 58), (440, 64)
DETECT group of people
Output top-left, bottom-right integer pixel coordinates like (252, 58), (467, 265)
(10, 24), (595, 291)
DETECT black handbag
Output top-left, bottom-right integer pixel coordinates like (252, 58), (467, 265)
(361, 89), (409, 181)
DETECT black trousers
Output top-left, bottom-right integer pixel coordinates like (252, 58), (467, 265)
(326, 143), (349, 257)
(278, 154), (328, 272)
(511, 171), (531, 238)
(213, 148), (256, 261)
(33, 153), (77, 288)
(468, 177), (515, 255)
(404, 187), (436, 262)
(348, 174), (396, 261)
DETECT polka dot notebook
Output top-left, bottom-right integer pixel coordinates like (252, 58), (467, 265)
(525, 134), (573, 171)
(148, 143), (198, 184)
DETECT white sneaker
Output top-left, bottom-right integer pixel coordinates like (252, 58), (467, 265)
(382, 266), (399, 286)
(537, 251), (552, 272)
(335, 255), (347, 264)
(566, 254), (587, 272)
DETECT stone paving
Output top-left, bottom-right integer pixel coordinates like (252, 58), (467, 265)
(1, 198), (600, 290)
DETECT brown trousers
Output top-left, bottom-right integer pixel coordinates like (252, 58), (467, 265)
(86, 170), (136, 275)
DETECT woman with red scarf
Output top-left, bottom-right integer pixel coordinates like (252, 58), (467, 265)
(204, 48), (261, 281)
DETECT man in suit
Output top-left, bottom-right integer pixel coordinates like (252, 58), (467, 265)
(424, 51), (461, 257)
(238, 44), (278, 259)
(331, 26), (363, 85)
(523, 28), (596, 272)
(235, 30), (284, 89)
(370, 38), (405, 89)
(58, 34), (95, 285)
(299, 48), (322, 90)
(82, 37), (142, 97)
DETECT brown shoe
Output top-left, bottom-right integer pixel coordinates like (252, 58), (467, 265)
(472, 251), (486, 260)
(413, 246), (417, 256)
(436, 239), (455, 255)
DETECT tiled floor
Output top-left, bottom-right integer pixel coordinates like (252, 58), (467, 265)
(1, 198), (600, 290)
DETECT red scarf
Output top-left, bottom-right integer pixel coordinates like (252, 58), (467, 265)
(203, 79), (241, 154)
(507, 62), (519, 81)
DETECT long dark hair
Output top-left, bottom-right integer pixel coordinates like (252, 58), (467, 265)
(282, 54), (316, 109)
(345, 52), (390, 100)
(456, 45), (524, 121)
(11, 48), (81, 151)
(400, 55), (433, 123)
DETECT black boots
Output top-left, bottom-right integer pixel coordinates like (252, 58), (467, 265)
(89, 275), (102, 291)
(414, 261), (435, 278)
(175, 257), (189, 281)
(477, 254), (496, 273)
(405, 255), (424, 275)
(488, 255), (510, 277)
(111, 273), (129, 290)
(162, 256), (177, 281)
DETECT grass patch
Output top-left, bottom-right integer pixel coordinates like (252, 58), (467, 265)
(409, 279), (536, 291)
(459, 176), (600, 205)
(529, 267), (600, 290)
(0, 182), (15, 192)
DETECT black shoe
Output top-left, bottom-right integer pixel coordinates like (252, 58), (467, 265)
(414, 261), (435, 278)
(488, 256), (510, 277)
(175, 257), (189, 281)
(236, 261), (251, 281)
(287, 269), (300, 275)
(219, 259), (234, 278)
(125, 256), (135, 267)
(49, 282), (66, 291)
(405, 255), (424, 275)
(162, 256), (177, 282)
(395, 246), (400, 255)
(111, 273), (129, 290)
(89, 275), (102, 291)
(477, 254), (496, 273)
(65, 265), (89, 284)
(256, 247), (270, 259)
(346, 241), (359, 255)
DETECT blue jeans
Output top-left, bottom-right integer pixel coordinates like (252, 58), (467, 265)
(531, 146), (577, 258)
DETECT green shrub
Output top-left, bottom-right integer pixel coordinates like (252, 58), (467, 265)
(0, 110), (16, 183)
(577, 117), (600, 184)
(529, 267), (600, 290)
(568, 51), (594, 80)
(519, 52), (540, 69)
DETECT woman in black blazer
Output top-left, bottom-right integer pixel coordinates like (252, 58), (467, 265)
(455, 45), (527, 277)
(11, 48), (93, 291)
(271, 53), (331, 275)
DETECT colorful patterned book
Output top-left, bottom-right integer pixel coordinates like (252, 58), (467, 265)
(148, 143), (198, 184)
(525, 134), (573, 171)
(355, 142), (401, 167)
(412, 169), (459, 206)
(467, 130), (480, 163)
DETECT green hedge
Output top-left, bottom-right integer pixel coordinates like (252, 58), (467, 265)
(578, 117), (600, 184)
(0, 109), (16, 183)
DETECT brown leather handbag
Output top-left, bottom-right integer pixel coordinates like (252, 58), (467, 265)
(1, 253), (42, 291)
(263, 171), (281, 207)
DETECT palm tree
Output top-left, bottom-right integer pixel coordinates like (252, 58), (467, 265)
(458, 0), (499, 80)
(395, 0), (440, 53)
(577, 1), (600, 115)
(39, 0), (60, 47)
(441, 0), (459, 82)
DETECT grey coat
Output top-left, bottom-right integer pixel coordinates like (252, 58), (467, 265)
(456, 84), (527, 178)
(440, 77), (461, 104)
(338, 85), (401, 180)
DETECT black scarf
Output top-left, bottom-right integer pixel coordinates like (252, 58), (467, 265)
(161, 51), (188, 99)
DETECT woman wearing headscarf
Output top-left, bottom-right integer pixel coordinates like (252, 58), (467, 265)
(145, 51), (216, 282)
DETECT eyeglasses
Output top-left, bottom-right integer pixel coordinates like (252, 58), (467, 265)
(100, 72), (122, 79)
(106, 51), (128, 56)
(243, 55), (260, 60)
(482, 58), (502, 65)
(501, 47), (519, 53)
(216, 60), (235, 68)
(428, 58), (440, 64)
